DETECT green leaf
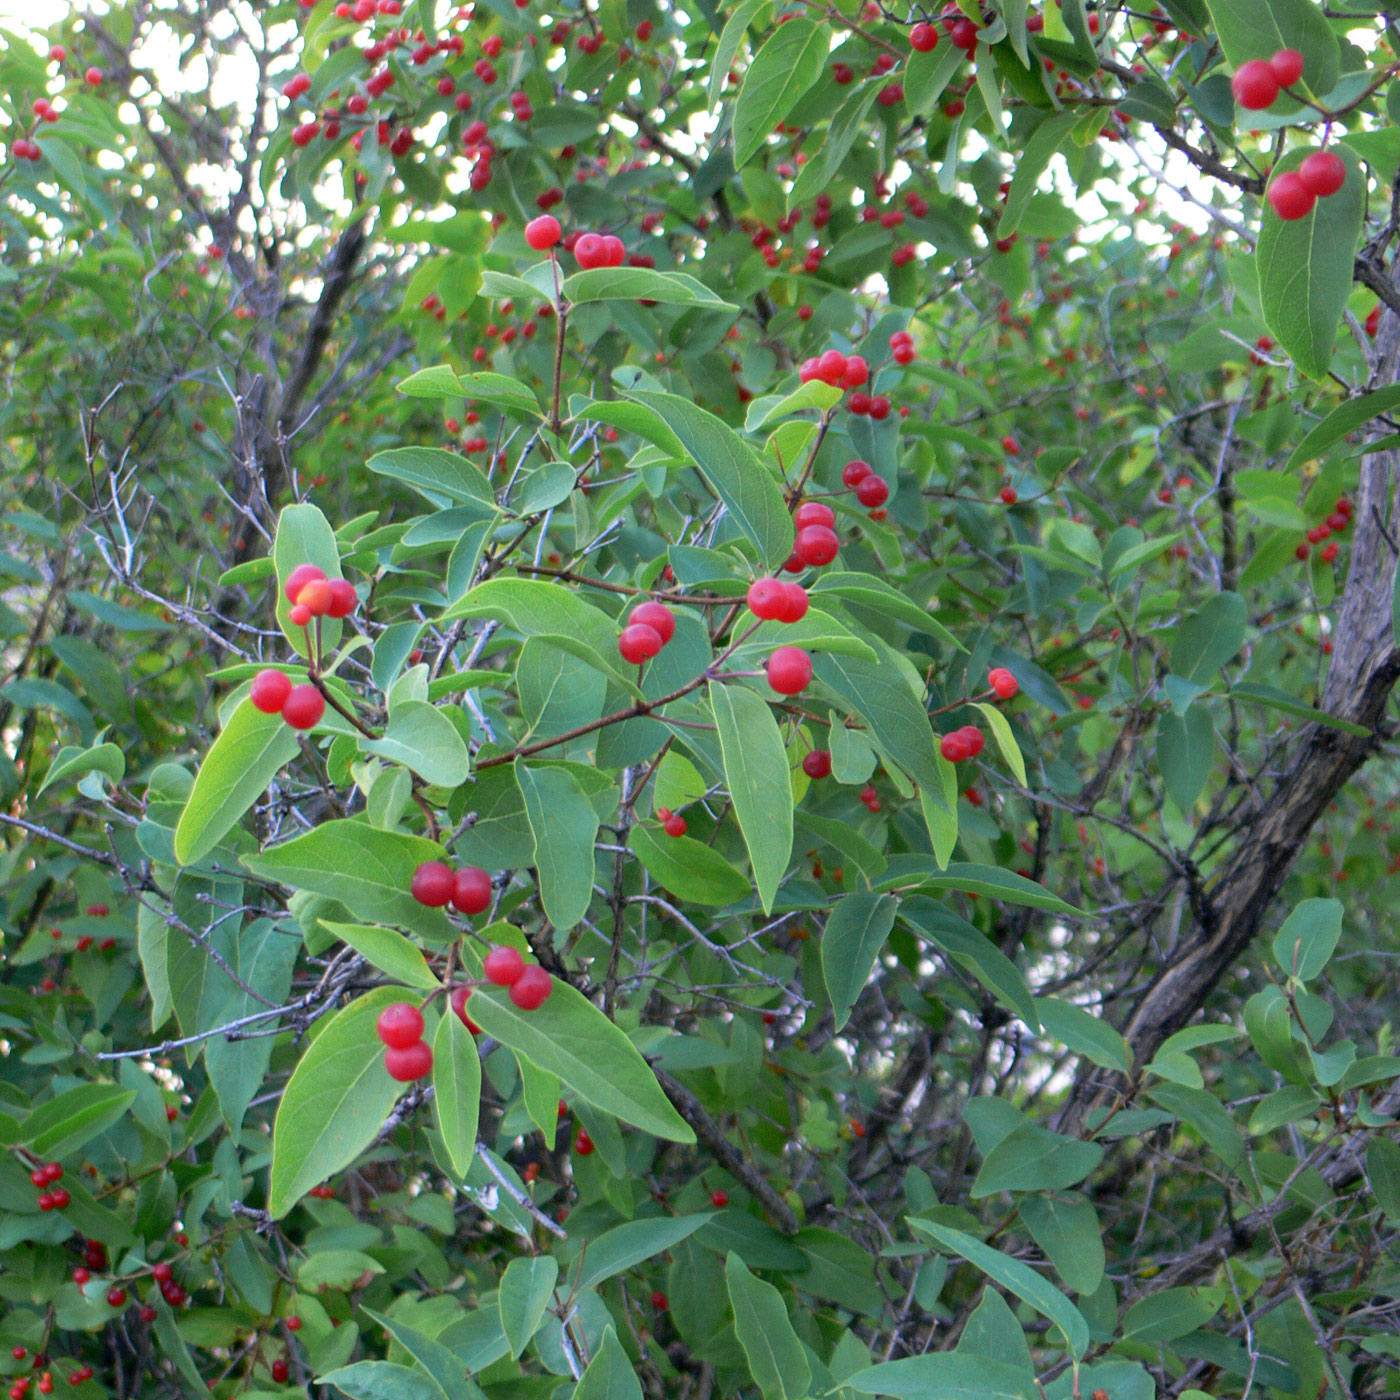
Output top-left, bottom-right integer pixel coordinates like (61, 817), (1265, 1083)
(1203, 0), (1339, 99)
(515, 761), (601, 931)
(364, 700), (471, 787)
(789, 84), (880, 209)
(904, 40), (965, 116)
(38, 742), (125, 796)
(1256, 147), (1364, 380)
(733, 18), (829, 168)
(1231, 681), (1369, 737)
(1037, 997), (1131, 1073)
(23, 1084), (137, 1158)
(498, 1256), (558, 1357)
(625, 390), (793, 567)
(464, 982), (694, 1141)
(438, 577), (619, 656)
(709, 0), (769, 107)
(1170, 591), (1246, 682)
(298, 1249), (385, 1291)
(1121, 1287), (1224, 1343)
(972, 702), (1026, 785)
(274, 504), (345, 659)
(821, 892), (900, 1031)
(320, 1361), (447, 1400)
(563, 267), (736, 310)
(322, 922), (440, 990)
(362, 1309), (486, 1400)
(174, 701), (301, 865)
(575, 1214), (712, 1290)
(573, 1328), (643, 1400)
(432, 1010), (481, 1178)
(1145, 1083), (1244, 1168)
(367, 446), (497, 507)
(907, 1219), (1090, 1357)
(889, 860), (1082, 916)
(971, 1124), (1104, 1197)
(1156, 703), (1216, 811)
(845, 1354), (1037, 1400)
(1367, 1138), (1400, 1221)
(710, 681), (794, 915)
(630, 822), (753, 906)
(242, 821), (454, 938)
(724, 1252), (812, 1400)
(1018, 1193), (1105, 1294)
(1272, 897), (1343, 982)
(998, 112), (1076, 236)
(266, 988), (408, 1218)
(1286, 384), (1400, 470)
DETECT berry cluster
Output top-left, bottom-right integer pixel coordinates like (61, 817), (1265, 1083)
(940, 725), (984, 763)
(858, 782), (882, 812)
(410, 860), (493, 914)
(1294, 495), (1353, 562)
(656, 807), (687, 837)
(376, 1003), (433, 1082)
(618, 600), (677, 665)
(988, 667), (1019, 700)
(889, 329), (917, 365)
(798, 348), (868, 389)
(746, 577), (810, 623)
(1231, 48), (1304, 111)
(28, 1161), (68, 1213)
(574, 231), (627, 269)
(840, 459), (890, 511)
(788, 500), (840, 569)
(249, 669), (325, 729)
(483, 945), (554, 1009)
(1267, 149), (1347, 222)
(285, 563), (357, 627)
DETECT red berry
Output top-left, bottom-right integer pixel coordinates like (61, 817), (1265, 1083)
(777, 582), (809, 623)
(747, 578), (788, 620)
(841, 356), (869, 388)
(271, 1360), (289, 1384)
(327, 579), (358, 618)
(152, 1262), (173, 1283)
(868, 395), (891, 420)
(451, 985), (481, 1032)
(1270, 47), (1304, 87)
(650, 1290), (669, 1310)
(802, 750), (832, 779)
(1267, 171), (1315, 221)
(72, 1268), (90, 1285)
(959, 724), (984, 757)
(453, 865), (493, 914)
(629, 601), (675, 643)
(384, 1041), (433, 1082)
(910, 21), (938, 51)
(509, 964), (553, 1010)
(1231, 59), (1279, 110)
(999, 486), (1018, 505)
(855, 475), (889, 508)
(525, 214), (562, 250)
(376, 1003), (425, 1049)
(49, 1189), (68, 1208)
(794, 524), (840, 567)
(618, 623), (664, 664)
(574, 233), (609, 269)
(250, 669), (293, 714)
(575, 1128), (594, 1155)
(411, 861), (456, 907)
(842, 459), (872, 489)
(287, 1316), (302, 1331)
(84, 66), (102, 85)
(793, 502), (836, 531)
(766, 647), (813, 695)
(709, 1189), (729, 1207)
(106, 1287), (126, 1308)
(288, 603), (313, 628)
(663, 813), (687, 837)
(296, 578), (334, 615)
(1001, 435), (1020, 455)
(283, 563), (326, 603)
(1298, 150), (1346, 198)
(940, 732), (972, 762)
(484, 944), (526, 986)
(988, 667), (1018, 700)
(281, 684), (324, 729)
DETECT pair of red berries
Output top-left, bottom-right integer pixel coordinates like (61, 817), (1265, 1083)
(575, 231), (626, 269)
(482, 944), (554, 1009)
(411, 860), (493, 914)
(789, 500), (840, 569)
(840, 459), (891, 509)
(859, 783), (881, 812)
(284, 563), (357, 626)
(798, 349), (869, 389)
(1267, 149), (1347, 222)
(848, 391), (892, 419)
(376, 1003), (434, 1081)
(748, 576), (809, 620)
(988, 667), (1018, 700)
(802, 749), (832, 779)
(767, 647), (813, 695)
(618, 600), (677, 665)
(1231, 48), (1304, 111)
(525, 214), (561, 250)
(249, 669), (326, 729)
(890, 329), (917, 365)
(656, 807), (687, 837)
(940, 725), (984, 763)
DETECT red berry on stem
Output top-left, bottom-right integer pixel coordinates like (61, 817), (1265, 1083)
(1298, 150), (1345, 198)
(1000, 485), (1019, 505)
(327, 579), (358, 618)
(747, 578), (787, 620)
(710, 1188), (729, 1207)
(663, 813), (687, 837)
(618, 623), (664, 664)
(283, 563), (326, 603)
(988, 667), (1018, 700)
(795, 524), (840, 567)
(842, 459), (872, 489)
(650, 1290), (669, 1310)
(484, 944), (526, 986)
(1270, 47), (1304, 87)
(453, 866), (493, 914)
(940, 732), (972, 762)
(1267, 171), (1315, 221)
(250, 669), (293, 714)
(767, 647), (813, 695)
(376, 1003), (425, 1049)
(288, 603), (313, 628)
(802, 749), (832, 778)
(910, 21), (938, 51)
(509, 964), (553, 1010)
(1231, 59), (1279, 110)
(384, 1041), (433, 1081)
(629, 601), (675, 643)
(411, 861), (456, 907)
(106, 1287), (126, 1307)
(451, 985), (481, 1032)
(855, 474), (889, 508)
(281, 684), (325, 730)
(296, 578), (334, 615)
(777, 582), (809, 623)
(525, 214), (562, 250)
(575, 1128), (594, 1155)
(792, 501), (835, 530)
(271, 1361), (289, 1384)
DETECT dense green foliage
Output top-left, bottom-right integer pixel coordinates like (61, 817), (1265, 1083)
(3, 1), (1400, 1398)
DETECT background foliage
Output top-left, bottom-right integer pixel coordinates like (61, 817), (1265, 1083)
(3, 0), (1400, 1397)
